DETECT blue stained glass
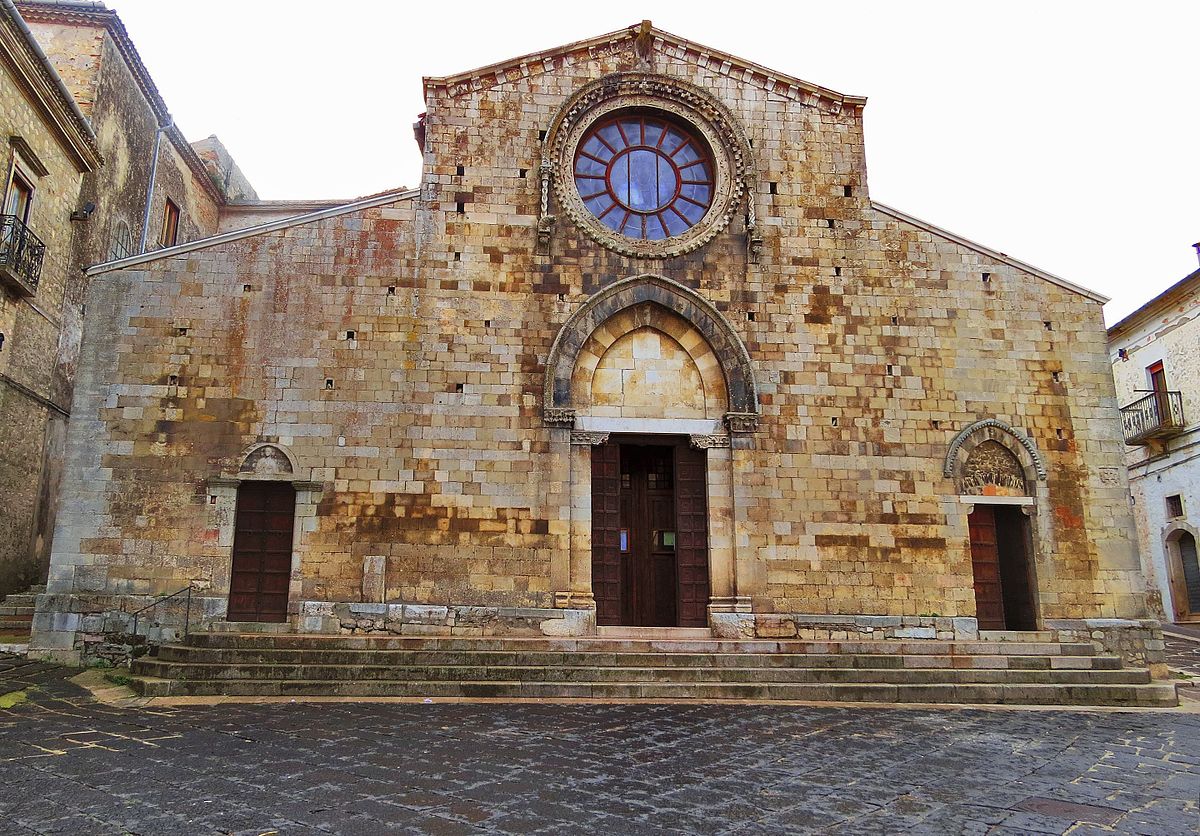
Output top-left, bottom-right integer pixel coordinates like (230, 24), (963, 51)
(662, 210), (688, 235)
(646, 216), (668, 240)
(598, 123), (623, 149)
(662, 129), (685, 154)
(674, 143), (698, 164)
(680, 183), (710, 204)
(574, 115), (713, 240)
(678, 201), (704, 223)
(585, 194), (614, 214)
(582, 136), (613, 160)
(575, 155), (606, 176)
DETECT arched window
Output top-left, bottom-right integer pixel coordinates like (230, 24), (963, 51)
(109, 219), (133, 261)
(574, 113), (714, 241)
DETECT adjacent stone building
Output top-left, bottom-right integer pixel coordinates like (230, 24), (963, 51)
(0, 0), (100, 598)
(0, 1), (255, 598)
(1109, 253), (1200, 623)
(32, 23), (1160, 665)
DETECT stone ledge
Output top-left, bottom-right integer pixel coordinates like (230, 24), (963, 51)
(1044, 618), (1165, 675)
(299, 601), (590, 638)
(711, 613), (980, 641)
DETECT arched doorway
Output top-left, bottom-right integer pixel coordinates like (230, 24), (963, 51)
(947, 422), (1045, 631)
(220, 444), (302, 623)
(1167, 530), (1200, 622)
(545, 275), (759, 627)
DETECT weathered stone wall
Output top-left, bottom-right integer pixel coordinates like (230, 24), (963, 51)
(0, 45), (87, 595)
(37, 30), (1151, 655)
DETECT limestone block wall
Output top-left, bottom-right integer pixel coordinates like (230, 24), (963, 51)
(39, 29), (1151, 649)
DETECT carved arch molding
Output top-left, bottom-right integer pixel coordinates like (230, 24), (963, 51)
(544, 274), (759, 432)
(944, 419), (1046, 494)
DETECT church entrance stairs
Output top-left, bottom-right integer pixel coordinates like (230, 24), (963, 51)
(128, 633), (1178, 707)
(0, 585), (42, 636)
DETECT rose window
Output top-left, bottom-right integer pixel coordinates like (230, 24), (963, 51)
(573, 114), (714, 241)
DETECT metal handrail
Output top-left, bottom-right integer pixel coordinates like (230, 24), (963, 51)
(129, 584), (195, 643)
(1120, 390), (1185, 443)
(0, 214), (46, 292)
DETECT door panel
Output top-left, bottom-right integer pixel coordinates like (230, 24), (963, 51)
(228, 481), (296, 623)
(968, 506), (1006, 630)
(591, 443), (623, 625)
(591, 440), (711, 627)
(675, 444), (711, 627)
(1180, 533), (1200, 618)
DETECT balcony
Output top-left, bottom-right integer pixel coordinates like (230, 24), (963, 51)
(0, 214), (45, 297)
(1121, 390), (1186, 446)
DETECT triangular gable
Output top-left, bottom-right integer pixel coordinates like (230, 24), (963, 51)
(85, 188), (418, 277)
(871, 202), (1108, 304)
(423, 22), (867, 112)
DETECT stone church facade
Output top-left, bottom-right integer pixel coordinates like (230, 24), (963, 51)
(32, 24), (1160, 665)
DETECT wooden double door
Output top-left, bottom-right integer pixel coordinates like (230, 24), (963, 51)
(227, 481), (296, 622)
(968, 505), (1037, 631)
(592, 441), (710, 627)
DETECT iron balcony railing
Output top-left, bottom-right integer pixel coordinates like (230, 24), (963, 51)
(1121, 390), (1185, 445)
(0, 214), (46, 294)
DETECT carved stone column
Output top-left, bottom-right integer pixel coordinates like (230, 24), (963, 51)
(556, 431), (608, 610)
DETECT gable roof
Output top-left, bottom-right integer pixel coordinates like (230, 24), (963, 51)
(85, 187), (418, 277)
(16, 0), (225, 204)
(0, 0), (101, 170)
(871, 202), (1108, 304)
(423, 21), (867, 112)
(1107, 266), (1200, 340)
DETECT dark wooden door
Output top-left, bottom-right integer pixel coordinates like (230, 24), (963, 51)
(675, 444), (711, 627)
(228, 481), (296, 622)
(619, 445), (678, 626)
(968, 506), (1006, 630)
(592, 443), (623, 625)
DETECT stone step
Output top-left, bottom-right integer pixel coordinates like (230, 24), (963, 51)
(152, 645), (1124, 671)
(596, 626), (713, 640)
(979, 630), (1056, 643)
(125, 675), (1178, 707)
(0, 619), (32, 632)
(185, 633), (1100, 657)
(131, 660), (1151, 686)
(204, 621), (293, 634)
(0, 605), (34, 616)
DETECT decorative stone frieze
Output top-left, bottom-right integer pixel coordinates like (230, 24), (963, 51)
(723, 412), (759, 434)
(543, 407), (576, 428)
(689, 434), (731, 449)
(570, 431), (610, 446)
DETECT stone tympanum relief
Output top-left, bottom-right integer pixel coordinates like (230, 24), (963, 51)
(960, 440), (1029, 497)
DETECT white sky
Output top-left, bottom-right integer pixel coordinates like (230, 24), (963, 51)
(109, 0), (1199, 324)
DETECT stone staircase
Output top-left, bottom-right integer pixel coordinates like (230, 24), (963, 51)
(0, 585), (42, 636)
(129, 632), (1179, 706)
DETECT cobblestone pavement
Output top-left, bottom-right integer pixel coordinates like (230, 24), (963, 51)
(1, 655), (1199, 835)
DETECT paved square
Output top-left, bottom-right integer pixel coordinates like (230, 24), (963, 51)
(1, 654), (1198, 835)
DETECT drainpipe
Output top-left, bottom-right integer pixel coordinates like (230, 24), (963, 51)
(138, 118), (173, 254)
